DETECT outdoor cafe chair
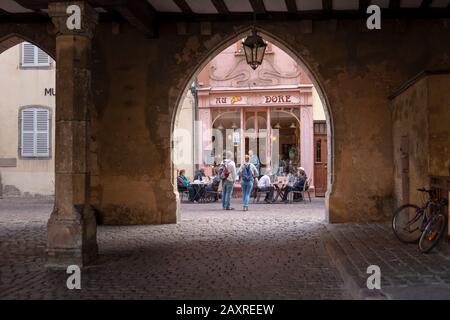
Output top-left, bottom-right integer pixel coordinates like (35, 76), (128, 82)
(289, 178), (312, 203)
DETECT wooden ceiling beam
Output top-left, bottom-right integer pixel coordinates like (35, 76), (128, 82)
(322, 0), (332, 11)
(211, 0), (230, 15)
(420, 0), (433, 9)
(13, 0), (48, 10)
(285, 0), (297, 13)
(173, 0), (193, 14)
(389, 0), (400, 9)
(92, 0), (157, 37)
(249, 0), (267, 14)
(359, 0), (371, 12)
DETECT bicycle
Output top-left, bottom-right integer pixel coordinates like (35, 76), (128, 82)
(392, 188), (448, 253)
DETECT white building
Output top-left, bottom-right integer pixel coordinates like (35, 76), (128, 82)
(0, 42), (55, 197)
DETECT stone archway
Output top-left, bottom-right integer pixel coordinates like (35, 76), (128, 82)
(158, 18), (450, 225)
(170, 26), (334, 221)
(0, 32), (56, 202)
(2, 2), (450, 270)
(88, 17), (450, 266)
(0, 27), (55, 58)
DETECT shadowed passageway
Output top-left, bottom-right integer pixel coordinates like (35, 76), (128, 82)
(0, 198), (350, 299)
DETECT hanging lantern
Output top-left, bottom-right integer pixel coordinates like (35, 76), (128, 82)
(290, 122), (296, 129)
(242, 27), (267, 70)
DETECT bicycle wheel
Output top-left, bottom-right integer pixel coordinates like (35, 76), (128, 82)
(419, 213), (446, 253)
(392, 204), (423, 243)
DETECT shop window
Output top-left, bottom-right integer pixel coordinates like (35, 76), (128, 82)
(21, 42), (51, 68)
(314, 121), (326, 134)
(212, 111), (241, 165)
(316, 139), (322, 163)
(20, 107), (51, 158)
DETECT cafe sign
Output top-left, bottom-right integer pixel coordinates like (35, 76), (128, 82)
(211, 95), (247, 105)
(261, 94), (301, 104)
(210, 94), (302, 106)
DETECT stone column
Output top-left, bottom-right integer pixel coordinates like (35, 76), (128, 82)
(198, 108), (211, 171)
(300, 105), (314, 188)
(46, 1), (98, 268)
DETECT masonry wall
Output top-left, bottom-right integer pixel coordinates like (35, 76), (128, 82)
(87, 19), (450, 225)
(392, 74), (450, 209)
(428, 75), (450, 178)
(392, 77), (429, 208)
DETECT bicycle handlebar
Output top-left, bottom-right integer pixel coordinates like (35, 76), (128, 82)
(417, 188), (448, 207)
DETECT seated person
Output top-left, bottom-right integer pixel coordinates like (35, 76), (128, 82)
(200, 168), (221, 200)
(205, 168), (221, 192)
(177, 169), (196, 202)
(177, 169), (189, 191)
(257, 169), (274, 203)
(287, 167), (297, 183)
(194, 168), (207, 182)
(282, 169), (307, 202)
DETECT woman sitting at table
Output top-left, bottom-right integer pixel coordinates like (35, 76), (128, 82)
(282, 169), (307, 203)
(287, 167), (296, 183)
(194, 168), (207, 182)
(177, 169), (197, 202)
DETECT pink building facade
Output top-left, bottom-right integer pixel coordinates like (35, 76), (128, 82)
(195, 42), (323, 192)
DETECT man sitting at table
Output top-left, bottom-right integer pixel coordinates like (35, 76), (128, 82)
(194, 168), (207, 182)
(201, 168), (221, 200)
(257, 169), (274, 203)
(206, 168), (221, 191)
(177, 169), (197, 202)
(282, 169), (307, 203)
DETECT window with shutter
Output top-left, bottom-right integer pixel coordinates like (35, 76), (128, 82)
(22, 42), (35, 66)
(37, 48), (50, 65)
(21, 109), (35, 157)
(21, 42), (51, 68)
(21, 108), (50, 158)
(36, 110), (50, 157)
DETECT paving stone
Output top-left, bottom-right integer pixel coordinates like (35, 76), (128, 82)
(325, 221), (450, 299)
(0, 197), (350, 300)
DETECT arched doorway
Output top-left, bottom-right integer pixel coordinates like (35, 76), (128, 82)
(0, 35), (56, 200)
(172, 28), (333, 219)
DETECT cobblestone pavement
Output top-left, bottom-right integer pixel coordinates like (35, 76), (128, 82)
(325, 222), (450, 299)
(0, 197), (350, 300)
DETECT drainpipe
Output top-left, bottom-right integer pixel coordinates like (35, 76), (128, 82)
(190, 80), (199, 174)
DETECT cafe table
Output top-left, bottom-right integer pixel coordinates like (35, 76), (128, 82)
(272, 181), (294, 202)
(190, 181), (208, 202)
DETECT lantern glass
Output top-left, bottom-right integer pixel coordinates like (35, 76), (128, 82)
(242, 30), (267, 70)
(256, 44), (266, 65)
(243, 43), (253, 66)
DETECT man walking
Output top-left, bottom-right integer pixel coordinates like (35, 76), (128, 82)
(238, 155), (258, 211)
(219, 151), (236, 210)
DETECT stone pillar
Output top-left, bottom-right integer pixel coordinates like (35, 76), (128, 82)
(46, 2), (98, 268)
(198, 108), (211, 171)
(300, 105), (314, 188)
